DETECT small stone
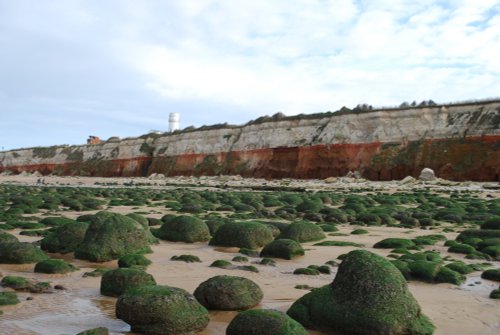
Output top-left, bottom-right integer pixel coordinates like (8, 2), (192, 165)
(54, 285), (66, 290)
(419, 168), (436, 181)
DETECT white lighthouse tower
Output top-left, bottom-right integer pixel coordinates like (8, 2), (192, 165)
(169, 113), (180, 132)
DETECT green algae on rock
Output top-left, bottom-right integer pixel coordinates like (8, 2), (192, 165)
(75, 211), (152, 262)
(194, 275), (263, 310)
(287, 250), (435, 335)
(34, 259), (78, 274)
(209, 221), (274, 249)
(277, 221), (325, 243)
(155, 215), (210, 243)
(0, 242), (48, 264)
(118, 254), (152, 268)
(40, 221), (89, 254)
(116, 285), (209, 335)
(227, 309), (308, 335)
(0, 291), (20, 306)
(100, 268), (156, 297)
(260, 239), (305, 260)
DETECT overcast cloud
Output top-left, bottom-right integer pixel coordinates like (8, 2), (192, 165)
(0, 0), (498, 150)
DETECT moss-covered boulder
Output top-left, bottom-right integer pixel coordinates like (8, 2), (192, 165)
(1, 275), (32, 290)
(39, 216), (75, 227)
(155, 215), (210, 243)
(278, 221), (325, 243)
(204, 217), (231, 235)
(448, 244), (475, 254)
(194, 275), (263, 310)
(34, 259), (78, 274)
(287, 250), (434, 335)
(481, 269), (500, 282)
(118, 254), (152, 268)
(75, 211), (152, 262)
(293, 268), (320, 275)
(127, 213), (149, 226)
(0, 232), (18, 243)
(407, 261), (442, 282)
(171, 254), (201, 263)
(116, 285), (209, 335)
(210, 259), (232, 268)
(209, 221), (274, 249)
(490, 288), (500, 299)
(481, 217), (500, 230)
(445, 261), (474, 275)
(457, 229), (500, 241)
(100, 268), (156, 297)
(260, 239), (305, 260)
(374, 238), (416, 249)
(1, 275), (52, 293)
(0, 242), (48, 264)
(481, 243), (500, 258)
(0, 291), (20, 306)
(227, 309), (308, 335)
(41, 221), (89, 254)
(435, 267), (464, 285)
(127, 213), (159, 244)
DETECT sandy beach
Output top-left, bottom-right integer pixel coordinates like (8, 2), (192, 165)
(0, 175), (499, 335)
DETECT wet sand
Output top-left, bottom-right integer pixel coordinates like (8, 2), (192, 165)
(0, 177), (499, 334)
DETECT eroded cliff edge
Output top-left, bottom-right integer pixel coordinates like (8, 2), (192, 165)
(1, 100), (499, 181)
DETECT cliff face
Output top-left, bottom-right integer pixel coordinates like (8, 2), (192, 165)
(1, 100), (499, 181)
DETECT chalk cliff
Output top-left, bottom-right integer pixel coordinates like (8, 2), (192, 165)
(1, 100), (499, 181)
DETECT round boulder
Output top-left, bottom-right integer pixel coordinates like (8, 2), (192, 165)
(75, 211), (152, 262)
(287, 250), (435, 335)
(155, 215), (210, 243)
(227, 309), (308, 335)
(209, 221), (274, 249)
(118, 254), (152, 268)
(41, 221), (89, 254)
(277, 221), (325, 243)
(116, 285), (209, 335)
(0, 232), (18, 243)
(34, 259), (78, 274)
(100, 268), (156, 297)
(419, 168), (436, 181)
(194, 275), (263, 310)
(260, 239), (305, 260)
(0, 242), (48, 264)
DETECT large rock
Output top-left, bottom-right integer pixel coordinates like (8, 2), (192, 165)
(0, 232), (18, 243)
(75, 211), (152, 262)
(277, 221), (325, 243)
(100, 268), (156, 297)
(41, 221), (89, 254)
(194, 275), (263, 310)
(0, 242), (48, 264)
(155, 215), (210, 243)
(34, 259), (78, 274)
(419, 168), (436, 181)
(209, 221), (274, 249)
(260, 239), (305, 260)
(287, 250), (435, 335)
(227, 309), (308, 335)
(116, 285), (209, 335)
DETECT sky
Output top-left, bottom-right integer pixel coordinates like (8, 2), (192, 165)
(0, 0), (499, 150)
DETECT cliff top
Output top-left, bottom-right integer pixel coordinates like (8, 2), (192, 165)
(2, 97), (499, 153)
